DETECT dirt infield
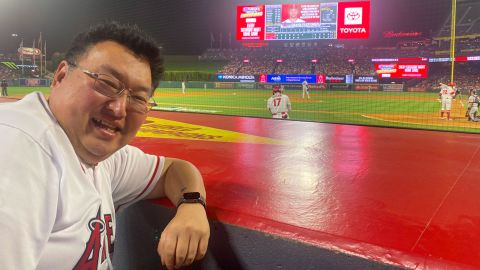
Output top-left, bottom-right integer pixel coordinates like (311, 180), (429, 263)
(362, 101), (480, 129)
(0, 96), (20, 102)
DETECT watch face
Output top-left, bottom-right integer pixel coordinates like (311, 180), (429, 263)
(184, 192), (201, 200)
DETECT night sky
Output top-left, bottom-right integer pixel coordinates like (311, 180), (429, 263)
(0, 0), (453, 56)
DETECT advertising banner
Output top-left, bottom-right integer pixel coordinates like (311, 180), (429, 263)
(337, 1), (370, 39)
(17, 47), (42, 56)
(354, 84), (379, 91)
(266, 74), (316, 83)
(354, 75), (378, 83)
(216, 74), (257, 82)
(325, 75), (346, 83)
(237, 5), (265, 40)
(375, 63), (428, 78)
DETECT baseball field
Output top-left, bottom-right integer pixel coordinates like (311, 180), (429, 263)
(5, 86), (479, 133)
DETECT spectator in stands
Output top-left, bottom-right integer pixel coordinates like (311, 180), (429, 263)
(1, 79), (7, 96)
(0, 21), (209, 270)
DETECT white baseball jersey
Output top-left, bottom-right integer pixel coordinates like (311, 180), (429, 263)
(283, 18), (305, 23)
(0, 92), (164, 270)
(267, 93), (291, 119)
(302, 81), (308, 91)
(439, 85), (455, 100)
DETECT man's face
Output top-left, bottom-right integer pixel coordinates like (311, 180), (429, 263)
(289, 7), (299, 19)
(49, 41), (152, 165)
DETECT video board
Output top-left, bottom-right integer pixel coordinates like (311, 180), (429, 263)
(375, 63), (428, 78)
(237, 1), (370, 41)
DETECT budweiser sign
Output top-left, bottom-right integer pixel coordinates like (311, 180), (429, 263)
(383, 31), (423, 38)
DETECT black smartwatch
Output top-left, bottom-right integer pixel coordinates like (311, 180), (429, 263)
(176, 192), (206, 209)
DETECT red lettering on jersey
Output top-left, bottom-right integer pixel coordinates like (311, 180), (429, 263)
(74, 208), (105, 270)
(101, 237), (107, 263)
(104, 214), (114, 253)
(273, 97), (282, 106)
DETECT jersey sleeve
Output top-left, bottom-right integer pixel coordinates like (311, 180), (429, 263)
(0, 126), (59, 269)
(267, 97), (273, 110)
(105, 145), (164, 212)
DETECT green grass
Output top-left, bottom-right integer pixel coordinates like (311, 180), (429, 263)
(5, 86), (478, 133)
(6, 87), (51, 96)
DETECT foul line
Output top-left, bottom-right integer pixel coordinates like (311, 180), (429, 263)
(361, 114), (427, 126)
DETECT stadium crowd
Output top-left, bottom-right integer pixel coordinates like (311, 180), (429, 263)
(0, 65), (19, 80)
(206, 45), (434, 76)
(201, 43), (480, 90)
(415, 62), (480, 90)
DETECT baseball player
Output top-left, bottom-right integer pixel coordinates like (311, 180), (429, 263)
(0, 22), (209, 270)
(468, 90), (479, 121)
(466, 89), (475, 119)
(302, 79), (310, 99)
(438, 82), (456, 120)
(267, 85), (292, 119)
(1, 79), (7, 96)
(182, 80), (186, 94)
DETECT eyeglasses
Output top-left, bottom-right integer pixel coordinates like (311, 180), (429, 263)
(68, 62), (156, 114)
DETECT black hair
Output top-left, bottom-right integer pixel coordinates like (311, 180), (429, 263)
(65, 21), (164, 90)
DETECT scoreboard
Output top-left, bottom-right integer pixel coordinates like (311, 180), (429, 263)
(237, 1), (370, 41)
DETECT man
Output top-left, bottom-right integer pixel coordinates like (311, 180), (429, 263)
(302, 79), (310, 99)
(1, 79), (7, 96)
(438, 82), (455, 120)
(282, 5), (305, 23)
(468, 90), (479, 121)
(0, 22), (209, 270)
(466, 88), (475, 119)
(182, 80), (186, 94)
(267, 85), (292, 119)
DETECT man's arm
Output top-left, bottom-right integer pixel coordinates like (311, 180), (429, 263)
(0, 128), (58, 269)
(145, 158), (209, 270)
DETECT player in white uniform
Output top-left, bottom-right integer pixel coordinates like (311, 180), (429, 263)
(302, 79), (310, 99)
(267, 85), (292, 119)
(182, 80), (186, 94)
(0, 22), (209, 270)
(438, 82), (456, 120)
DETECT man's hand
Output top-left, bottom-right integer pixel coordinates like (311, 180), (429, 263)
(158, 203), (210, 269)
